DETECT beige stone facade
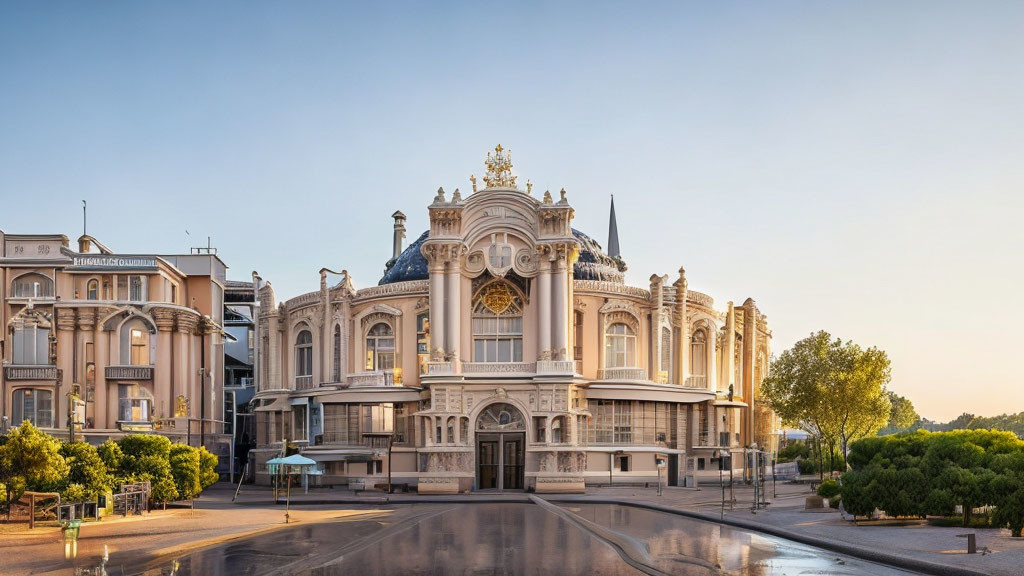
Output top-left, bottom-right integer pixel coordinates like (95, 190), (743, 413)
(252, 147), (776, 492)
(0, 232), (230, 456)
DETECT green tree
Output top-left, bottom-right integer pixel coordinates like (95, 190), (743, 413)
(761, 331), (892, 471)
(198, 447), (219, 489)
(60, 441), (113, 501)
(169, 444), (202, 501)
(0, 422), (68, 507)
(117, 434), (178, 503)
(886, 392), (919, 430)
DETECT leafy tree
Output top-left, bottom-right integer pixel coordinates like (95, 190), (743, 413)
(169, 444), (202, 500)
(60, 441), (113, 501)
(761, 331), (892, 471)
(886, 392), (919, 430)
(198, 447), (219, 489)
(98, 439), (123, 472)
(0, 422), (68, 506)
(117, 434), (178, 503)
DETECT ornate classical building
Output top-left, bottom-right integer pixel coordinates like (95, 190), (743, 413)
(0, 231), (231, 460)
(251, 146), (776, 493)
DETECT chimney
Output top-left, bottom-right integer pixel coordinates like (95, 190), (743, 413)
(392, 211), (407, 260)
(78, 235), (91, 253)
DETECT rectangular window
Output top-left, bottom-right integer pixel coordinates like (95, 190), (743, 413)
(129, 275), (145, 301)
(118, 384), (151, 422)
(130, 329), (150, 365)
(224, 392), (235, 435)
(12, 389), (53, 428)
(366, 460), (383, 475)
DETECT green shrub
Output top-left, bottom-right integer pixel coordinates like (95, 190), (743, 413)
(198, 447), (219, 489)
(798, 458), (818, 475)
(778, 442), (810, 463)
(817, 479), (841, 499)
(829, 496), (842, 509)
(169, 444), (202, 501)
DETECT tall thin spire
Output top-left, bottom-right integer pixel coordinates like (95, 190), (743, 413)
(607, 194), (620, 258)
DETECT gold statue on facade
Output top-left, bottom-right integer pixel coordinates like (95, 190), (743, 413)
(483, 144), (518, 189)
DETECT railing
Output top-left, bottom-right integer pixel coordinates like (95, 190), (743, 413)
(536, 360), (575, 375)
(462, 362), (537, 375)
(686, 375), (707, 388)
(4, 365), (59, 381)
(347, 370), (396, 388)
(597, 367), (646, 381)
(295, 375), (314, 390)
(236, 377), (254, 387)
(426, 362), (455, 375)
(105, 365), (154, 381)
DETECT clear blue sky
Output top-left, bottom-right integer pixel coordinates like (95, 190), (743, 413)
(2, 2), (1022, 421)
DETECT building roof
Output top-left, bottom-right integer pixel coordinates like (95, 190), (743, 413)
(378, 228), (626, 285)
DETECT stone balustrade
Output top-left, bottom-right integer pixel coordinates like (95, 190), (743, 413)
(686, 375), (708, 388)
(295, 375), (314, 390)
(347, 370), (396, 388)
(105, 365), (154, 381)
(536, 360), (576, 375)
(596, 367), (646, 381)
(462, 362), (537, 376)
(4, 365), (59, 381)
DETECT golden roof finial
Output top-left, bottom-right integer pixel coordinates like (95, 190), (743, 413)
(483, 144), (518, 189)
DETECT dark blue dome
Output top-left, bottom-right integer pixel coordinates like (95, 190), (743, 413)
(378, 229), (625, 285)
(572, 228), (625, 283)
(379, 231), (430, 285)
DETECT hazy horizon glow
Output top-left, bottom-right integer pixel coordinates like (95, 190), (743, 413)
(2, 2), (1022, 421)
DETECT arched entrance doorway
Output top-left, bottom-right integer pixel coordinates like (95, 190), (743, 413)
(475, 402), (525, 491)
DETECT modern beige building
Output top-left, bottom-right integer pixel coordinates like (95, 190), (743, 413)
(0, 231), (230, 457)
(252, 146), (777, 492)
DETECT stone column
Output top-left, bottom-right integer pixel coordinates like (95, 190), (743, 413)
(176, 313), (198, 414)
(339, 297), (351, 383)
(537, 246), (552, 360)
(93, 315), (108, 428)
(649, 275), (663, 381)
(77, 310), (97, 426)
(55, 309), (76, 429)
(153, 309), (175, 418)
(267, 310), (280, 389)
(552, 247), (569, 361)
(673, 268), (687, 386)
(742, 299), (757, 447)
(707, 329), (717, 392)
(724, 302), (736, 395)
(446, 249), (461, 365)
(427, 251), (446, 360)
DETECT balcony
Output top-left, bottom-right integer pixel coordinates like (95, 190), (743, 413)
(105, 365), (153, 381)
(4, 365), (60, 381)
(597, 367), (646, 381)
(347, 370), (397, 388)
(686, 375), (707, 388)
(295, 375), (314, 390)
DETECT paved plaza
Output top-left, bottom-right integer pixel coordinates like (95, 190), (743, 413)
(1, 481), (1022, 575)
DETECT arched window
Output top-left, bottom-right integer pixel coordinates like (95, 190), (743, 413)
(87, 279), (99, 300)
(604, 323), (636, 368)
(472, 282), (523, 363)
(12, 389), (53, 428)
(11, 273), (53, 298)
(690, 328), (707, 376)
(295, 330), (313, 376)
(11, 313), (52, 365)
(332, 325), (342, 381)
(119, 318), (154, 366)
(365, 323), (395, 371)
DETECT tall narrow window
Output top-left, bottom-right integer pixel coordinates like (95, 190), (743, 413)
(417, 312), (430, 374)
(365, 323), (395, 371)
(690, 329), (707, 378)
(118, 384), (152, 422)
(129, 275), (145, 301)
(295, 330), (313, 376)
(12, 313), (51, 365)
(87, 279), (99, 300)
(604, 323), (636, 368)
(130, 329), (150, 365)
(472, 282), (523, 363)
(332, 325), (342, 381)
(573, 311), (584, 362)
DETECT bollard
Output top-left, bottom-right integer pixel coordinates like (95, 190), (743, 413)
(956, 533), (977, 554)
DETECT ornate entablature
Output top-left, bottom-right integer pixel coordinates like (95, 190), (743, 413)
(355, 279), (429, 303)
(283, 291), (321, 311)
(574, 279), (649, 301)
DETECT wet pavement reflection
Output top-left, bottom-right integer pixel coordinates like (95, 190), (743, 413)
(135, 502), (918, 575)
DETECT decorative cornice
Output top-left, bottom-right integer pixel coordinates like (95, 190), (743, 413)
(573, 279), (649, 301)
(353, 279), (429, 303)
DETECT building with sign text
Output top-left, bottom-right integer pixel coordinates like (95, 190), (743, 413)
(0, 231), (231, 460)
(251, 146), (778, 492)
